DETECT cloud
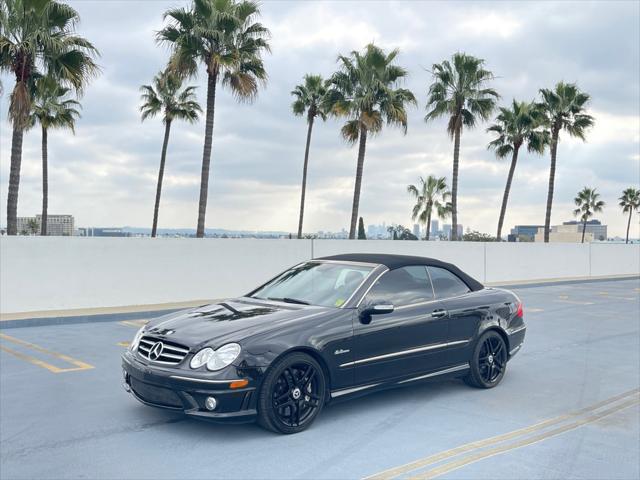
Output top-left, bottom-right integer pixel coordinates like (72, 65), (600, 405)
(457, 12), (522, 39)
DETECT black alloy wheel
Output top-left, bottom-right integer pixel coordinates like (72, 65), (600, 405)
(258, 352), (326, 434)
(465, 330), (508, 388)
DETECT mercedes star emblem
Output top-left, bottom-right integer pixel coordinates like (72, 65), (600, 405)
(148, 342), (164, 361)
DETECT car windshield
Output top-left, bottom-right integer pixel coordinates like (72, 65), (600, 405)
(250, 261), (374, 308)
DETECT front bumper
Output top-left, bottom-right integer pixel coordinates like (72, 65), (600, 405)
(121, 351), (262, 423)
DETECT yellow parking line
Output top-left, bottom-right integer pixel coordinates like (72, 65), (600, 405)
(0, 333), (94, 373)
(117, 341), (130, 347)
(410, 397), (639, 479)
(363, 388), (639, 480)
(119, 319), (148, 328)
(597, 292), (637, 301)
(554, 298), (594, 305)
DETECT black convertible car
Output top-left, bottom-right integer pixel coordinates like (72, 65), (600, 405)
(122, 253), (525, 434)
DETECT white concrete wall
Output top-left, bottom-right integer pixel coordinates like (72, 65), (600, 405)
(1, 237), (638, 314)
(590, 243), (640, 277)
(484, 243), (591, 283)
(0, 237), (310, 314)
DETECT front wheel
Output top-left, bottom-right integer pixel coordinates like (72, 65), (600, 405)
(464, 331), (508, 389)
(257, 352), (326, 434)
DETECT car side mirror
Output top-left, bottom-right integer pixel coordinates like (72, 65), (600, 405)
(359, 302), (395, 324)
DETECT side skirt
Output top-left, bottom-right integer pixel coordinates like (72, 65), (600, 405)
(330, 363), (470, 399)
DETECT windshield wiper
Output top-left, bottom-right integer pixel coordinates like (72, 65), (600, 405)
(267, 297), (310, 305)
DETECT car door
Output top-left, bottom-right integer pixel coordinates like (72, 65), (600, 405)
(428, 266), (482, 366)
(352, 266), (450, 385)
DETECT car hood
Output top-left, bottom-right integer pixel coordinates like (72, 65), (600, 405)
(145, 298), (330, 348)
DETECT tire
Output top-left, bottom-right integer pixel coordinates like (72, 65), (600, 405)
(257, 352), (326, 434)
(464, 330), (508, 389)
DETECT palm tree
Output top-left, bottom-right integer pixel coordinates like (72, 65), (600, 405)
(425, 53), (499, 241)
(326, 44), (416, 239)
(157, 0), (270, 238)
(487, 100), (548, 241)
(291, 74), (328, 239)
(140, 70), (201, 237)
(573, 187), (604, 243)
(407, 175), (451, 240)
(26, 218), (39, 235)
(619, 187), (640, 244)
(0, 0), (99, 235)
(538, 82), (594, 242)
(30, 76), (81, 235)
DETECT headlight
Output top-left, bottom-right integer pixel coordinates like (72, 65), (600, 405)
(130, 326), (145, 352)
(190, 347), (214, 369)
(190, 343), (241, 371)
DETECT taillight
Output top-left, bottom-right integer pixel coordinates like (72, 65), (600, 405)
(516, 301), (524, 318)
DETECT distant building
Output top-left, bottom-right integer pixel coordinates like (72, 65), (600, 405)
(533, 220), (607, 243)
(413, 224), (420, 239)
(17, 214), (74, 236)
(16, 217), (35, 235)
(508, 225), (543, 242)
(442, 224), (463, 240)
(367, 223), (388, 239)
(535, 224), (594, 243)
(78, 227), (130, 237)
(562, 220), (607, 241)
(431, 219), (439, 237)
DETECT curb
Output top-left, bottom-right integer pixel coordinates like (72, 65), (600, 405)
(0, 308), (184, 329)
(489, 275), (639, 289)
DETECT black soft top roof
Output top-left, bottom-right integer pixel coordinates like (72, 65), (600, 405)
(317, 253), (484, 291)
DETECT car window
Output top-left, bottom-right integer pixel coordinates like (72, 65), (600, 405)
(428, 267), (470, 299)
(250, 262), (374, 308)
(364, 266), (434, 307)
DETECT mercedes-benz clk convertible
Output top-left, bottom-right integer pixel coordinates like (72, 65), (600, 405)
(122, 253), (526, 434)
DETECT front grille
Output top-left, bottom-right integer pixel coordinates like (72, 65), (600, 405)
(137, 336), (189, 365)
(130, 377), (184, 408)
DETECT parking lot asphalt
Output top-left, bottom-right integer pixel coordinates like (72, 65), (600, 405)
(1, 278), (639, 480)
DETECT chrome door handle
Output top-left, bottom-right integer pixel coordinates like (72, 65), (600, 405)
(431, 310), (448, 318)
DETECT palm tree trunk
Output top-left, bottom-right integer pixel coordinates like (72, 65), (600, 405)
(626, 209), (632, 244)
(6, 125), (24, 236)
(196, 71), (218, 238)
(297, 115), (315, 239)
(152, 121), (172, 238)
(544, 126), (560, 243)
(40, 126), (48, 236)
(348, 127), (368, 239)
(425, 209), (432, 241)
(450, 125), (461, 241)
(496, 146), (520, 241)
(581, 219), (587, 243)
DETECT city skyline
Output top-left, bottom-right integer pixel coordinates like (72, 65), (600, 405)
(1, 1), (638, 238)
(13, 213), (629, 243)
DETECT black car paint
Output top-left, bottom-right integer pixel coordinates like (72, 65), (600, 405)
(122, 262), (525, 424)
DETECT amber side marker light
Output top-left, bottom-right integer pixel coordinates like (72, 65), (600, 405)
(230, 379), (249, 389)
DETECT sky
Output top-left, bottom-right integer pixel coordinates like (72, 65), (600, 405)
(1, 0), (639, 238)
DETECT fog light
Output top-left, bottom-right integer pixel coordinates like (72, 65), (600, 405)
(205, 396), (217, 411)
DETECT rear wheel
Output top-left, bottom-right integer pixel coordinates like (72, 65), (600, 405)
(257, 352), (326, 434)
(464, 331), (507, 388)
